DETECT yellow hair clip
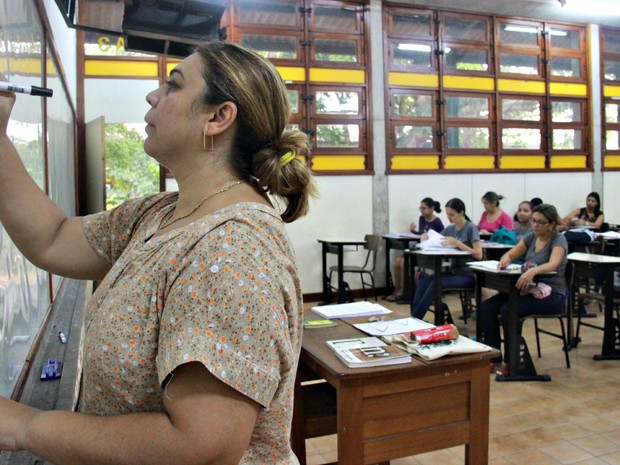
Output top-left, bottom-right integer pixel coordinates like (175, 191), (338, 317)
(280, 151), (296, 166)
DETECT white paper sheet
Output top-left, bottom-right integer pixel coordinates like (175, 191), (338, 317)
(353, 317), (435, 336)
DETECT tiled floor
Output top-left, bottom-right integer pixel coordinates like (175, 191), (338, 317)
(303, 297), (620, 465)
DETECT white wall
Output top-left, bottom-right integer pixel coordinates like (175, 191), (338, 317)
(84, 78), (156, 124)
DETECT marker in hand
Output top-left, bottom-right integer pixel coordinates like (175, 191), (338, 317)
(0, 81), (53, 98)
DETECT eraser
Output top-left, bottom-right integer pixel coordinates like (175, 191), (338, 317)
(40, 358), (63, 380)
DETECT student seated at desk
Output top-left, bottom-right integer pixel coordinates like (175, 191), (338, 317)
(478, 191), (513, 235)
(561, 191), (605, 230)
(512, 200), (533, 242)
(387, 197), (444, 302)
(479, 204), (568, 372)
(411, 198), (483, 319)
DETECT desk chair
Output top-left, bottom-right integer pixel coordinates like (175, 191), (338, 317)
(574, 274), (620, 343)
(520, 262), (574, 369)
(328, 234), (380, 302)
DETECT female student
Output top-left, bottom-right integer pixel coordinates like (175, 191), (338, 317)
(387, 197), (444, 302)
(478, 191), (513, 235)
(0, 42), (316, 464)
(562, 192), (605, 229)
(513, 200), (533, 241)
(411, 198), (483, 320)
(479, 204), (567, 372)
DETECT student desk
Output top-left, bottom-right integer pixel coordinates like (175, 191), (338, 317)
(481, 241), (512, 260)
(382, 233), (420, 297)
(317, 238), (367, 304)
(567, 252), (620, 360)
(404, 248), (471, 325)
(291, 320), (497, 465)
(470, 265), (552, 381)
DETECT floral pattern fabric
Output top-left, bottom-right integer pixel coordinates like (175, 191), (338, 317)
(80, 193), (302, 464)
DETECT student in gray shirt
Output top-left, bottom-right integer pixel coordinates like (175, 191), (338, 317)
(479, 204), (568, 369)
(411, 198), (483, 320)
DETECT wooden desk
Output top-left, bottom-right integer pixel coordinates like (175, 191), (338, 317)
(405, 249), (471, 325)
(567, 252), (620, 360)
(382, 233), (420, 298)
(291, 322), (496, 465)
(481, 242), (512, 261)
(470, 266), (552, 381)
(318, 238), (366, 304)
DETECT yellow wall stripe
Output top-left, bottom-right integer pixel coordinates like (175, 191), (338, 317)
(604, 155), (620, 168)
(276, 67), (306, 82)
(604, 85), (620, 98)
(85, 60), (158, 77)
(309, 68), (365, 84)
(390, 155), (438, 170)
(500, 155), (546, 169)
(549, 82), (587, 96)
(389, 72), (439, 88)
(550, 155), (587, 169)
(0, 58), (42, 74)
(312, 155), (366, 171)
(443, 75), (495, 91)
(498, 79), (545, 94)
(444, 156), (495, 170)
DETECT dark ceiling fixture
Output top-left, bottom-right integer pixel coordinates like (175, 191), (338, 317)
(53, 0), (229, 57)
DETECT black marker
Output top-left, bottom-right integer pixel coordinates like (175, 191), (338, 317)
(0, 81), (53, 97)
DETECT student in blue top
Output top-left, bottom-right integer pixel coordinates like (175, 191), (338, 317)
(411, 198), (483, 319)
(387, 197), (444, 302)
(479, 203), (568, 372)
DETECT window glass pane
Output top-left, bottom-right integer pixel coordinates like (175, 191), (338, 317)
(238, 2), (298, 26)
(391, 42), (432, 69)
(606, 130), (620, 150)
(444, 16), (487, 42)
(551, 57), (581, 78)
(502, 99), (541, 121)
(394, 126), (434, 148)
(391, 12), (432, 37)
(445, 47), (488, 72)
(315, 38), (357, 63)
(502, 128), (541, 150)
(604, 59), (620, 81)
(553, 129), (581, 150)
(500, 53), (539, 75)
(393, 93), (433, 117)
(550, 29), (581, 50)
(314, 6), (357, 32)
(500, 24), (539, 46)
(446, 96), (489, 119)
(606, 103), (620, 123)
(286, 123), (299, 131)
(446, 127), (489, 149)
(287, 90), (299, 114)
(316, 124), (359, 148)
(241, 34), (297, 59)
(603, 34), (620, 54)
(84, 32), (153, 57)
(316, 91), (359, 115)
(552, 101), (582, 122)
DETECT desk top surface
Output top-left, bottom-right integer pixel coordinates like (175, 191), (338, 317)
(383, 232), (421, 240)
(408, 248), (471, 256)
(567, 252), (620, 264)
(301, 314), (496, 379)
(317, 237), (366, 245)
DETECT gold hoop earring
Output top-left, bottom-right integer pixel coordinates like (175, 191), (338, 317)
(203, 132), (214, 152)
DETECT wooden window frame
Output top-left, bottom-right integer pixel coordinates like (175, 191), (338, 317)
(388, 88), (438, 153)
(499, 94), (546, 155)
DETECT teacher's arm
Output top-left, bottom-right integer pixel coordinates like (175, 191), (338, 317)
(0, 362), (260, 465)
(0, 76), (109, 279)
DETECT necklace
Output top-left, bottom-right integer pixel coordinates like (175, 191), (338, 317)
(160, 180), (244, 230)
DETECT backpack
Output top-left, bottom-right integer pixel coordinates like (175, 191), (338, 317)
(489, 226), (518, 245)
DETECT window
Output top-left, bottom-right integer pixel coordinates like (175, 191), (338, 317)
(602, 29), (620, 170)
(229, 0), (370, 174)
(384, 4), (590, 172)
